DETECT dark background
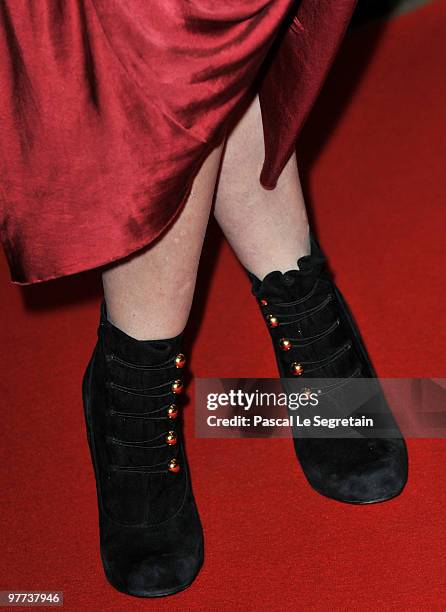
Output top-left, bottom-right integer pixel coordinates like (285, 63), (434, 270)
(353, 0), (429, 25)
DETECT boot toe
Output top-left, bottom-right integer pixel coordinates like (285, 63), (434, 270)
(109, 544), (203, 597)
(298, 438), (408, 504)
(100, 497), (204, 598)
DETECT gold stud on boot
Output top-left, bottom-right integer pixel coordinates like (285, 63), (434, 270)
(167, 404), (179, 419)
(267, 314), (279, 328)
(172, 379), (183, 394)
(168, 458), (180, 473)
(291, 362), (304, 376)
(279, 338), (292, 351)
(166, 431), (178, 446)
(175, 353), (186, 368)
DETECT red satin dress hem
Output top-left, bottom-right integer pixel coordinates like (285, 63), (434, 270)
(0, 0), (356, 285)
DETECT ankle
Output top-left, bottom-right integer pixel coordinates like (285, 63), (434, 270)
(245, 225), (311, 280)
(103, 299), (187, 341)
(99, 300), (185, 365)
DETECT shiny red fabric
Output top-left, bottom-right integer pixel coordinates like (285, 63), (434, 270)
(0, 0), (355, 285)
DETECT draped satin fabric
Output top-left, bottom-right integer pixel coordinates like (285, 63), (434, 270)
(0, 0), (356, 285)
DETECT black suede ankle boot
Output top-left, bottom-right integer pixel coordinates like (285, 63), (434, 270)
(249, 236), (408, 504)
(82, 301), (203, 597)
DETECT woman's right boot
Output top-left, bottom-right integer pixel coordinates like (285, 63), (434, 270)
(82, 300), (203, 597)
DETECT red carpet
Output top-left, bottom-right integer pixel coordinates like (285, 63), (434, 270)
(1, 1), (445, 609)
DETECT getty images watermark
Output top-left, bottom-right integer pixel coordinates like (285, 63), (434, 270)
(195, 378), (446, 438)
(205, 387), (374, 430)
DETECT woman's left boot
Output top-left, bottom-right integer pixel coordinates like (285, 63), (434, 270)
(82, 300), (203, 597)
(248, 236), (408, 504)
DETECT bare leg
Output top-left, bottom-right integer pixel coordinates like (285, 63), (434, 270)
(214, 95), (310, 279)
(102, 143), (224, 340)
